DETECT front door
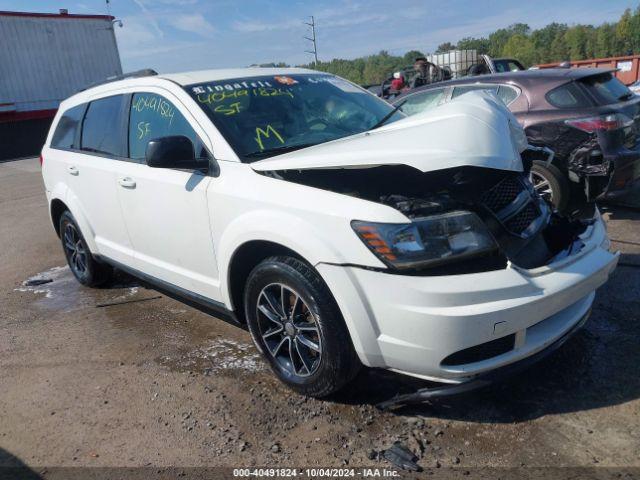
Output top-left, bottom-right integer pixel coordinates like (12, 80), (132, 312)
(116, 91), (220, 300)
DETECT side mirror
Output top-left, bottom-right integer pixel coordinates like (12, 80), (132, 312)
(145, 135), (203, 170)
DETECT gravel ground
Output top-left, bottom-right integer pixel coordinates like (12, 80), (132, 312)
(0, 158), (638, 478)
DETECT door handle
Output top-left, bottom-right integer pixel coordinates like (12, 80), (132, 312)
(67, 165), (79, 176)
(118, 177), (136, 189)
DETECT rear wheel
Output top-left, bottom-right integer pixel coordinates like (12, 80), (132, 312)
(59, 211), (112, 287)
(530, 161), (570, 213)
(244, 256), (360, 397)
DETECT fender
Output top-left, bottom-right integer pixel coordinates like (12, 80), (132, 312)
(52, 182), (100, 254)
(217, 208), (350, 308)
(217, 209), (386, 363)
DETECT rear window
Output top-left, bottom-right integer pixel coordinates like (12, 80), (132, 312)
(451, 84), (519, 105)
(81, 95), (127, 157)
(546, 82), (592, 109)
(398, 88), (446, 116)
(452, 84), (499, 99)
(580, 72), (633, 105)
(497, 85), (519, 105)
(51, 104), (86, 149)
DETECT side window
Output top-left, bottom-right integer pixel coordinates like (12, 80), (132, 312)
(497, 85), (519, 105)
(51, 104), (86, 150)
(452, 84), (499, 99)
(129, 93), (208, 163)
(546, 83), (592, 109)
(398, 89), (445, 116)
(81, 95), (127, 157)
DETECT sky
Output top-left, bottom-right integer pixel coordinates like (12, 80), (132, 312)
(1, 0), (638, 73)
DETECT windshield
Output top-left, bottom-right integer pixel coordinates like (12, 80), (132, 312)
(185, 73), (403, 161)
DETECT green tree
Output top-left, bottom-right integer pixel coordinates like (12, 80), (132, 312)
(488, 27), (513, 56)
(594, 23), (616, 58)
(629, 6), (640, 53)
(456, 36), (490, 54)
(488, 23), (530, 56)
(502, 34), (537, 67)
(403, 50), (426, 64)
(616, 8), (633, 54)
(549, 30), (569, 62)
(530, 23), (568, 63)
(435, 42), (457, 53)
(564, 25), (590, 60)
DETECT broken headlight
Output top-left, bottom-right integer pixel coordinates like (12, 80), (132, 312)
(352, 211), (497, 270)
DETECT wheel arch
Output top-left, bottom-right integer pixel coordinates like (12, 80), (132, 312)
(48, 188), (99, 254)
(226, 240), (307, 323)
(50, 198), (68, 237)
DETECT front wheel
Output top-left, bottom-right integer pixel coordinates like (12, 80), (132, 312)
(530, 161), (570, 213)
(244, 256), (360, 397)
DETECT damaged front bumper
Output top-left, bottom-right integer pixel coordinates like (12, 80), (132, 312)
(317, 209), (619, 388)
(376, 307), (592, 409)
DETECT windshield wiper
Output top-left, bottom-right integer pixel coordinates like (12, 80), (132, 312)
(618, 92), (634, 101)
(245, 143), (316, 159)
(369, 100), (406, 131)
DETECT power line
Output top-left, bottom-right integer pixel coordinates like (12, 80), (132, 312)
(304, 16), (319, 65)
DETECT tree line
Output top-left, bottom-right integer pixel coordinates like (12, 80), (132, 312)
(293, 5), (640, 85)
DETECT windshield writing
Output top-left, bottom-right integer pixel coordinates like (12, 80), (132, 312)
(186, 74), (402, 161)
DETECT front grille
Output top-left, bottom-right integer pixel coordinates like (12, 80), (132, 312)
(480, 176), (523, 212)
(441, 334), (516, 366)
(505, 202), (539, 235)
(480, 174), (543, 238)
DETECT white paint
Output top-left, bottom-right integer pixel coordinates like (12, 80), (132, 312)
(40, 69), (619, 386)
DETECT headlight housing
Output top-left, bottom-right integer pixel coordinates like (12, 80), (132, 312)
(352, 211), (497, 270)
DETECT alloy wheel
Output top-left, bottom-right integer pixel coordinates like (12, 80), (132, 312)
(530, 169), (553, 202)
(255, 283), (322, 378)
(63, 222), (88, 277)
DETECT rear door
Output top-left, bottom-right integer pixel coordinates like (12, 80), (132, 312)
(57, 95), (134, 265)
(115, 90), (220, 300)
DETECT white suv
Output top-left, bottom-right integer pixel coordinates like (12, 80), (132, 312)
(41, 68), (619, 397)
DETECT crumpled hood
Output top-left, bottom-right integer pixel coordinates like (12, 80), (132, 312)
(251, 90), (527, 173)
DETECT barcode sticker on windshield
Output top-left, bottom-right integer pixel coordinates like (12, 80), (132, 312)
(327, 78), (364, 94)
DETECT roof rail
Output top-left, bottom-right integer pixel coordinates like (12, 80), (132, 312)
(78, 69), (158, 92)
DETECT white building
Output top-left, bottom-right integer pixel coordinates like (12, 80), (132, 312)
(0, 9), (122, 159)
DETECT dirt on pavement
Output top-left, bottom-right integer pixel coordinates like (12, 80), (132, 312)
(0, 158), (638, 477)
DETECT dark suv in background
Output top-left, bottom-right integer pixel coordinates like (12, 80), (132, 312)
(393, 68), (640, 213)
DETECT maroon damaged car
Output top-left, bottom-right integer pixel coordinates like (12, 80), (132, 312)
(392, 68), (640, 213)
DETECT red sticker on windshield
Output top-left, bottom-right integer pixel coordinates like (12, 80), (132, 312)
(274, 76), (298, 85)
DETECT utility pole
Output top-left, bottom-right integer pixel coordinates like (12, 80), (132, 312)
(304, 16), (318, 65)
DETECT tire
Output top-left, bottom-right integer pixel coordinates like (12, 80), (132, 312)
(59, 211), (112, 287)
(530, 161), (570, 213)
(244, 256), (360, 397)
